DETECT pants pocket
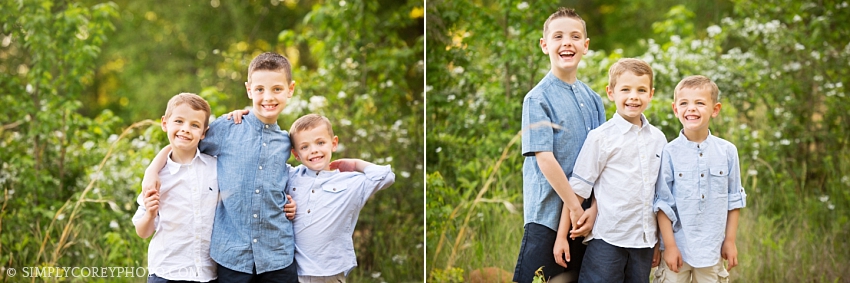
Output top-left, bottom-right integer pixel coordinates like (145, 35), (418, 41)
(716, 264), (730, 283)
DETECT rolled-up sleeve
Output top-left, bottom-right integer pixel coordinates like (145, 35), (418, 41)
(522, 96), (554, 156)
(653, 149), (680, 232)
(726, 145), (747, 210)
(569, 132), (605, 199)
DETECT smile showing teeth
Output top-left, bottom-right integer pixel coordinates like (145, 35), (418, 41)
(685, 115), (700, 120)
(558, 51), (575, 58)
(262, 104), (277, 110)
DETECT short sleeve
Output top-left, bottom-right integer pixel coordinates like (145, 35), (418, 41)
(521, 95), (554, 156)
(569, 131), (607, 199)
(198, 116), (226, 157)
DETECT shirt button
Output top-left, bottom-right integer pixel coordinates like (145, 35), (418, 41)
(259, 166), (263, 170)
(580, 103), (584, 107)
(312, 189), (315, 193)
(700, 153), (703, 157)
(333, 188), (337, 191)
(253, 214), (258, 218)
(308, 209), (311, 213)
(255, 189), (260, 194)
(678, 173), (682, 177)
(293, 187), (297, 191)
(263, 143), (267, 147)
(720, 171), (724, 175)
(253, 239), (257, 243)
(264, 125), (268, 129)
(702, 195), (705, 199)
(701, 173), (705, 177)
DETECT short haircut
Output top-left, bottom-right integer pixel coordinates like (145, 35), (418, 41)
(674, 75), (720, 103)
(289, 114), (334, 139)
(543, 7), (587, 39)
(608, 58), (654, 89)
(163, 92), (212, 129)
(247, 52), (293, 84)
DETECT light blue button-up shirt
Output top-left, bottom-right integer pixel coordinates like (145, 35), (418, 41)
(286, 164), (395, 277)
(521, 71), (606, 230)
(653, 131), (747, 268)
(199, 112), (294, 274)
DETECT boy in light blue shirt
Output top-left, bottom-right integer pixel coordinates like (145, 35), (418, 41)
(653, 75), (747, 283)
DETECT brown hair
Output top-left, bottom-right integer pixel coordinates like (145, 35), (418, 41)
(674, 75), (720, 103)
(289, 114), (334, 138)
(247, 52), (293, 84)
(543, 7), (587, 39)
(608, 58), (654, 89)
(163, 93), (212, 129)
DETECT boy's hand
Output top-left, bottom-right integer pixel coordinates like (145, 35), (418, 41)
(143, 187), (160, 216)
(652, 242), (662, 268)
(567, 206), (584, 236)
(142, 174), (161, 197)
(329, 159), (357, 172)
(553, 235), (571, 268)
(570, 205), (596, 239)
(663, 245), (683, 272)
(225, 109), (251, 124)
(721, 239), (738, 270)
(284, 195), (296, 220)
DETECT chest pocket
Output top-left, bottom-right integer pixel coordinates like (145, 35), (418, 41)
(318, 182), (351, 209)
(709, 166), (729, 196)
(674, 170), (698, 200)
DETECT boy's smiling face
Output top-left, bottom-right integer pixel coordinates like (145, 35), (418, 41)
(291, 124), (338, 171)
(607, 71), (654, 126)
(246, 70), (295, 124)
(162, 103), (207, 155)
(673, 86), (721, 135)
(540, 17), (589, 82)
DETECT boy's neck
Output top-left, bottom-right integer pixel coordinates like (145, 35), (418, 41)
(682, 128), (710, 144)
(551, 67), (578, 84)
(170, 148), (196, 165)
(252, 107), (280, 125)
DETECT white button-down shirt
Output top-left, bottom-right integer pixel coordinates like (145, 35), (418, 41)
(132, 149), (218, 281)
(287, 164), (395, 277)
(570, 113), (667, 248)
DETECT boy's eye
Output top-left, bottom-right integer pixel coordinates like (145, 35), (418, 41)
(256, 88), (264, 92)
(318, 141), (325, 145)
(192, 124), (200, 128)
(175, 120), (183, 124)
(274, 87), (283, 92)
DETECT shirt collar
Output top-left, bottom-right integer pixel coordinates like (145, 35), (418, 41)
(165, 148), (204, 175)
(611, 112), (649, 135)
(677, 129), (713, 149)
(302, 167), (338, 177)
(546, 71), (581, 90)
(242, 110), (281, 130)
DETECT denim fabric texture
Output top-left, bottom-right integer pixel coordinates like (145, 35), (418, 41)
(578, 239), (653, 283)
(199, 112), (295, 274)
(520, 71), (606, 230)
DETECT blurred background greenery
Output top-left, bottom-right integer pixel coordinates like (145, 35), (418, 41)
(427, 0), (849, 282)
(0, 0), (423, 282)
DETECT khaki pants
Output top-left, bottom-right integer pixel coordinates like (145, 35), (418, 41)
(298, 272), (346, 283)
(653, 259), (730, 283)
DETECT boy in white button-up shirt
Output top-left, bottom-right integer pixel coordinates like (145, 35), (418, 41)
(285, 114), (395, 283)
(559, 59), (668, 283)
(652, 76), (746, 283)
(132, 93), (219, 282)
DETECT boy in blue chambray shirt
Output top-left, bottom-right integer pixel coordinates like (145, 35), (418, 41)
(567, 58), (667, 283)
(143, 52), (300, 282)
(227, 112), (395, 283)
(653, 75), (746, 283)
(514, 7), (605, 283)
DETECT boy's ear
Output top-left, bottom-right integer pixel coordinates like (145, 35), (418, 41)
(539, 38), (548, 54)
(649, 87), (655, 99)
(245, 81), (252, 99)
(161, 116), (168, 132)
(672, 101), (679, 116)
(331, 135), (339, 152)
(711, 102), (722, 117)
(605, 85), (614, 101)
(291, 149), (299, 161)
(287, 81), (296, 98)
(583, 38), (590, 54)
(201, 126), (209, 140)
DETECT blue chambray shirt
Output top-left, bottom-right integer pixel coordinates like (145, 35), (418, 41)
(199, 112), (294, 274)
(521, 72), (606, 231)
(653, 131), (747, 268)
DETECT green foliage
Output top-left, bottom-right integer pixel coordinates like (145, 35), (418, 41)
(427, 1), (850, 282)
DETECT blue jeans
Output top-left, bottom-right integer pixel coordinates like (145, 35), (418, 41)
(578, 239), (653, 283)
(216, 261), (297, 283)
(513, 223), (586, 283)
